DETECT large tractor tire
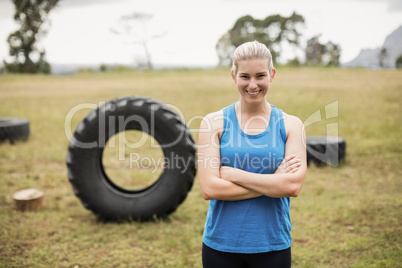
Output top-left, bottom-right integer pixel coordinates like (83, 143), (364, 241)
(0, 118), (30, 144)
(66, 96), (196, 221)
(306, 136), (346, 167)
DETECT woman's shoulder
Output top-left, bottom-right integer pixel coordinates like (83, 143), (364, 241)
(282, 111), (304, 136)
(282, 111), (303, 123)
(200, 103), (236, 135)
(199, 109), (228, 140)
(201, 109), (224, 130)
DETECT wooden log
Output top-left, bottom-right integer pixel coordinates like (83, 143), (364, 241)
(13, 188), (45, 211)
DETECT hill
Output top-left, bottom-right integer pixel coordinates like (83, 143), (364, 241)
(344, 25), (402, 68)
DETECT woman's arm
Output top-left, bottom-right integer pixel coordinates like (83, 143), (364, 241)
(198, 112), (263, 201)
(220, 115), (307, 198)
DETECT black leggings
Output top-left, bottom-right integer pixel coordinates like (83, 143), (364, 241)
(202, 243), (291, 268)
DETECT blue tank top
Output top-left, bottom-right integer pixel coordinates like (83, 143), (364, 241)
(203, 102), (291, 253)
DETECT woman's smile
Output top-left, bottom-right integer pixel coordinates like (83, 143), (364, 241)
(245, 89), (262, 97)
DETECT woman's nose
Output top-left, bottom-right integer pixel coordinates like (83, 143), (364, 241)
(249, 79), (257, 89)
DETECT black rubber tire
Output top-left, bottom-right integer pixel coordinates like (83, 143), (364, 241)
(66, 96), (196, 221)
(0, 118), (30, 144)
(306, 136), (346, 167)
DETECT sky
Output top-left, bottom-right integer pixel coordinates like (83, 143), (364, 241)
(0, 0), (401, 68)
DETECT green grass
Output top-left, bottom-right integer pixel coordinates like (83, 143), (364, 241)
(0, 68), (401, 267)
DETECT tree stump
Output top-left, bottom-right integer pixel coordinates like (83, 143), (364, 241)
(13, 188), (45, 211)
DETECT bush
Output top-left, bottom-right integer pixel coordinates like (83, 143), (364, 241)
(396, 55), (402, 69)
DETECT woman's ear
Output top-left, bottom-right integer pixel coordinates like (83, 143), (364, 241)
(231, 69), (237, 83)
(270, 68), (276, 82)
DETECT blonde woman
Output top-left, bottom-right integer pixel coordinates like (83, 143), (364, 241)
(198, 41), (307, 267)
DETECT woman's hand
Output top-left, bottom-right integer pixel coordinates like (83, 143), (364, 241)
(275, 154), (302, 174)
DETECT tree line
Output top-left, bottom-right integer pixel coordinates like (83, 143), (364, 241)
(2, 2), (401, 74)
(216, 12), (341, 67)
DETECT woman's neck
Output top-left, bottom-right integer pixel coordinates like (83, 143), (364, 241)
(237, 98), (270, 116)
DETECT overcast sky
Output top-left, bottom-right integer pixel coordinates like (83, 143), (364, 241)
(0, 0), (401, 67)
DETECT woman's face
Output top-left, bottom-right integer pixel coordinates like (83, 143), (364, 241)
(231, 58), (276, 104)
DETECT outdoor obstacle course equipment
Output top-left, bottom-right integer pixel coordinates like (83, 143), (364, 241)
(66, 96), (196, 221)
(306, 136), (346, 167)
(13, 188), (45, 211)
(0, 118), (30, 144)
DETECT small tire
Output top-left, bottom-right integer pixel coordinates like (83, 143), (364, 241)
(306, 136), (346, 167)
(0, 118), (30, 144)
(66, 96), (196, 221)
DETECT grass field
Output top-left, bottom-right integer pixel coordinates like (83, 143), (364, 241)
(0, 67), (401, 267)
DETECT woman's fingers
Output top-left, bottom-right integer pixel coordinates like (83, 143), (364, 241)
(284, 157), (302, 173)
(280, 154), (296, 169)
(285, 154), (297, 161)
(275, 154), (301, 174)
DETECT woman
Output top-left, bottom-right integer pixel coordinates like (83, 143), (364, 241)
(198, 41), (307, 267)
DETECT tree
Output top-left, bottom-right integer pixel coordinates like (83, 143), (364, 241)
(286, 57), (301, 67)
(396, 55), (402, 69)
(4, 0), (59, 74)
(216, 12), (305, 66)
(305, 35), (326, 66)
(305, 35), (341, 67)
(216, 32), (235, 67)
(324, 41), (341, 67)
(378, 47), (388, 68)
(111, 12), (166, 70)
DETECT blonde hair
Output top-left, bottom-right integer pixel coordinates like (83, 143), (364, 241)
(231, 41), (274, 76)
